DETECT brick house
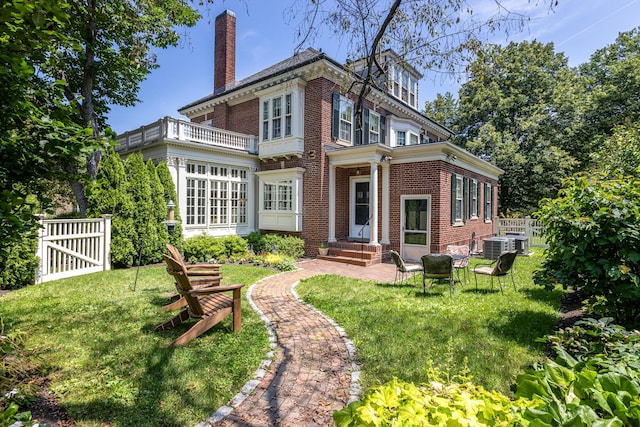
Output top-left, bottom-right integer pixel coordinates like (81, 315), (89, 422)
(116, 10), (502, 264)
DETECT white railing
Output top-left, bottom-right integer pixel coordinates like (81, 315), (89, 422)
(36, 215), (112, 283)
(116, 117), (258, 154)
(497, 218), (547, 247)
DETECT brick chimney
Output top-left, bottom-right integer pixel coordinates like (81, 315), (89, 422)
(214, 10), (236, 94)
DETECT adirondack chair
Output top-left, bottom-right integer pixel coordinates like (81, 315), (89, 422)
(162, 244), (222, 311)
(156, 254), (244, 346)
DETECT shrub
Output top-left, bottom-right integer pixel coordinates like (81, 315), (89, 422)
(535, 173), (640, 327)
(255, 234), (304, 259)
(334, 367), (527, 427)
(0, 235), (38, 290)
(246, 231), (264, 254)
(86, 147), (137, 268)
(517, 317), (640, 426)
(183, 235), (248, 263)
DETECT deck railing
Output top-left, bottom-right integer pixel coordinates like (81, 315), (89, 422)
(116, 117), (258, 154)
(497, 218), (547, 247)
(36, 215), (112, 283)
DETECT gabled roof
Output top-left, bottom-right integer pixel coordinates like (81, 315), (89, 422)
(179, 48), (338, 111)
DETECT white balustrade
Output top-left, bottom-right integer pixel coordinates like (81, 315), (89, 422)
(116, 117), (257, 153)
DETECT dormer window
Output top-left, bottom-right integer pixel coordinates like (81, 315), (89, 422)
(388, 64), (420, 109)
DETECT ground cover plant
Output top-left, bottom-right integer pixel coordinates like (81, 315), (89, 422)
(0, 264), (275, 427)
(296, 253), (562, 395)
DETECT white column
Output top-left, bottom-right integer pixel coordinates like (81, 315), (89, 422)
(328, 163), (337, 243)
(369, 161), (379, 245)
(381, 162), (390, 245)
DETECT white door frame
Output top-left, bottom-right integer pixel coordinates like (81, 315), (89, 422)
(350, 176), (370, 240)
(400, 195), (431, 262)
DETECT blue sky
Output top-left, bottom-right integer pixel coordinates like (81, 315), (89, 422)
(108, 0), (640, 135)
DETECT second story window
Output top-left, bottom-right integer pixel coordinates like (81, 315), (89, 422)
(368, 112), (380, 144)
(261, 93), (293, 141)
(397, 131), (406, 146)
(272, 97), (282, 138)
(339, 98), (353, 142)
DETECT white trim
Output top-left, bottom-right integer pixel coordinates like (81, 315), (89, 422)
(400, 195), (431, 262)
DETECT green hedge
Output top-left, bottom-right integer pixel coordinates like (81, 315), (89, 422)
(183, 234), (248, 263)
(0, 235), (38, 290)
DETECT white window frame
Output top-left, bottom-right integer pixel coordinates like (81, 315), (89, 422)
(261, 93), (293, 141)
(470, 179), (479, 219)
(185, 162), (249, 227)
(397, 130), (406, 146)
(369, 111), (380, 144)
(256, 168), (304, 232)
(339, 97), (353, 143)
(485, 183), (493, 222)
(454, 175), (464, 223)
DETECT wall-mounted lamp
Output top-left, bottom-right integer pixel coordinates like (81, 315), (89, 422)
(446, 153), (458, 162)
(166, 200), (176, 233)
(356, 167), (361, 175)
(381, 155), (393, 163)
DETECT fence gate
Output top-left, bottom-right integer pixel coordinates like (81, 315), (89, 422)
(36, 215), (112, 284)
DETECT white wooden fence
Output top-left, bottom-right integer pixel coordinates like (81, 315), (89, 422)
(497, 218), (547, 247)
(36, 215), (112, 284)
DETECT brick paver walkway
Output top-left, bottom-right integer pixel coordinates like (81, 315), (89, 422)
(212, 259), (398, 427)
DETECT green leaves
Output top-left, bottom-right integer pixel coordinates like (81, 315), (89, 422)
(535, 173), (640, 326)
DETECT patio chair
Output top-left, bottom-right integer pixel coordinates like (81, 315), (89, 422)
(472, 250), (518, 293)
(390, 250), (422, 286)
(156, 255), (244, 346)
(162, 244), (222, 311)
(421, 253), (454, 297)
(446, 245), (470, 285)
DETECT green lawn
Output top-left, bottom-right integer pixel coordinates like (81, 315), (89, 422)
(295, 252), (563, 395)
(0, 264), (275, 427)
(1, 252), (563, 426)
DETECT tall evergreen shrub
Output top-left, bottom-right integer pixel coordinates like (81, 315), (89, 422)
(146, 159), (171, 261)
(124, 153), (160, 265)
(87, 147), (137, 267)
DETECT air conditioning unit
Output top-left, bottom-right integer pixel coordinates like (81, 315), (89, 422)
(483, 237), (513, 260)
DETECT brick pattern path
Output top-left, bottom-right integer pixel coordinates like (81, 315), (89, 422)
(215, 259), (397, 427)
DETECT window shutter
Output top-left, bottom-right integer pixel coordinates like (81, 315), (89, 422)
(463, 177), (469, 223)
(490, 185), (495, 220)
(362, 109), (370, 145)
(477, 181), (481, 217)
(451, 173), (457, 225)
(331, 92), (340, 140)
(380, 115), (386, 145)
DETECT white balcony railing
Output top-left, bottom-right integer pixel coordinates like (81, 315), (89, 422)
(116, 117), (258, 154)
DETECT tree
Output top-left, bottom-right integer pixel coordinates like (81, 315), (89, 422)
(0, 0), (98, 259)
(287, 0), (556, 120)
(591, 122), (640, 178)
(455, 40), (581, 215)
(579, 27), (640, 145)
(424, 92), (459, 132)
(46, 0), (200, 215)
